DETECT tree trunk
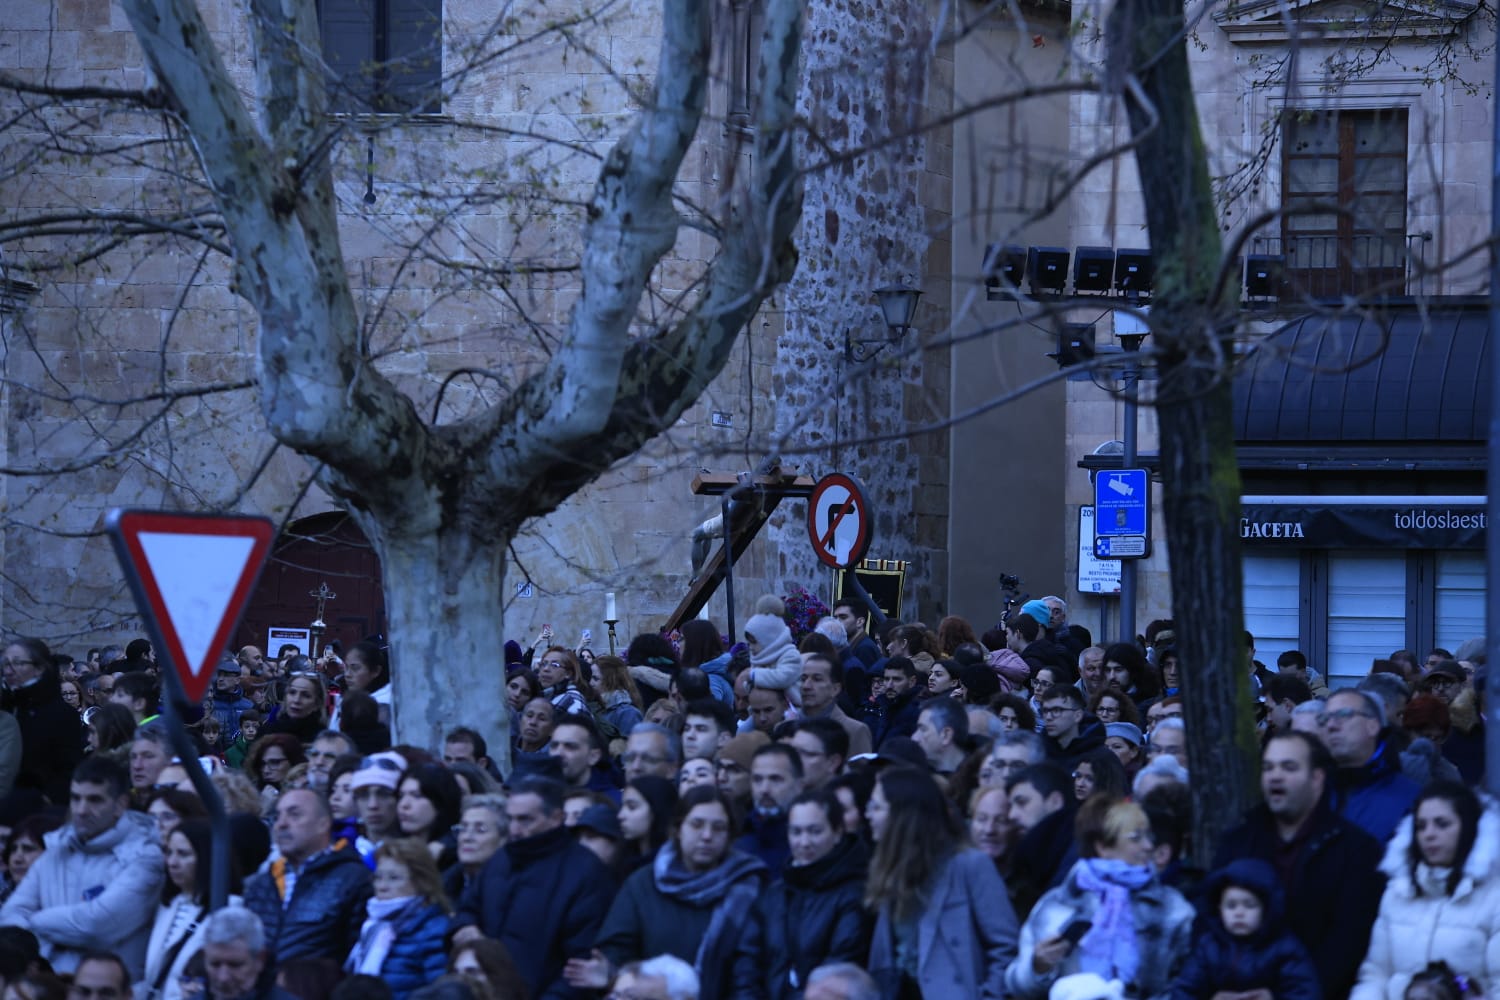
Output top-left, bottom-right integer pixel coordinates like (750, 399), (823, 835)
(357, 515), (512, 768)
(1108, 0), (1259, 854)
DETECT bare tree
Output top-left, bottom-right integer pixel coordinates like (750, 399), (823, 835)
(3, 0), (805, 755)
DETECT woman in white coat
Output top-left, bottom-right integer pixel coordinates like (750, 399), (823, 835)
(136, 820), (240, 1000)
(1353, 780), (1500, 1000)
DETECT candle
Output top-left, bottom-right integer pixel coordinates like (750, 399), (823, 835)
(605, 592), (616, 621)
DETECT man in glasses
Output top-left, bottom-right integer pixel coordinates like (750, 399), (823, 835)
(1320, 688), (1419, 843)
(1038, 686), (1104, 770)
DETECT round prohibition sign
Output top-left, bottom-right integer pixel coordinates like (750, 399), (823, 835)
(807, 473), (873, 569)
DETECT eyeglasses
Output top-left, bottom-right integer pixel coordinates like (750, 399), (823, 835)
(1039, 706), (1077, 718)
(1317, 708), (1375, 726)
(539, 660), (569, 670)
(622, 752), (668, 765)
(451, 823), (496, 837)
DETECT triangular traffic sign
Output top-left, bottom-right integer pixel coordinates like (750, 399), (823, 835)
(106, 510), (275, 703)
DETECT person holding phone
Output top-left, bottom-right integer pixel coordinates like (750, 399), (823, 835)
(1006, 795), (1193, 998)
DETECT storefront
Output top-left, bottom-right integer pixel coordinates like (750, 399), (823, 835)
(1233, 303), (1488, 687)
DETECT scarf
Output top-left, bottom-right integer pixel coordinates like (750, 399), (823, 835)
(1073, 858), (1155, 986)
(654, 843), (766, 992)
(348, 895), (418, 976)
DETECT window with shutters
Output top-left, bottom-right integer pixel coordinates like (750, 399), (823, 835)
(319, 0), (442, 114)
(1280, 108), (1408, 297)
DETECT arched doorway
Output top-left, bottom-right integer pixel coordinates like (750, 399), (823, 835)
(237, 511), (387, 657)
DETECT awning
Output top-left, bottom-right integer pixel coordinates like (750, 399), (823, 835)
(1232, 302), (1489, 469)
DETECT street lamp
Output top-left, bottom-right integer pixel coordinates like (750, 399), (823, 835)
(845, 282), (922, 363)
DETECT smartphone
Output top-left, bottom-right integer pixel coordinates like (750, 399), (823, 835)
(1061, 919), (1093, 944)
(581, 629), (593, 642)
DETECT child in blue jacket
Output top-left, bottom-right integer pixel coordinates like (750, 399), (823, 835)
(1173, 858), (1322, 1000)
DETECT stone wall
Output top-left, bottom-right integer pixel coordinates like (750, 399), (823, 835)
(1, 0), (956, 647)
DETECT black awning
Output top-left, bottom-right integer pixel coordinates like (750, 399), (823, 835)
(1233, 303), (1490, 447)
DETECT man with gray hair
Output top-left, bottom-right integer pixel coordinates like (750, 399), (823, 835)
(200, 906), (292, 1000)
(981, 730), (1046, 788)
(805, 962), (880, 1000)
(1321, 687), (1419, 842)
(622, 723), (681, 782)
(610, 955), (700, 1000)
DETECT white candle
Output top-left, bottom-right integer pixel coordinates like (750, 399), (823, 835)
(605, 592), (616, 621)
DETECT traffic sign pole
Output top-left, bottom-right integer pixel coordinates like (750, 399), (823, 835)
(106, 509), (275, 911)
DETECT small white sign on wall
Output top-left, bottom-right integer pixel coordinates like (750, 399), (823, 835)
(1077, 506), (1123, 594)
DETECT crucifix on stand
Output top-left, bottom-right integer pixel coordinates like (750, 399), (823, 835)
(665, 460), (816, 637)
(308, 581), (337, 658)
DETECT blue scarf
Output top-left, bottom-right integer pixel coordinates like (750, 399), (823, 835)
(1073, 858), (1155, 985)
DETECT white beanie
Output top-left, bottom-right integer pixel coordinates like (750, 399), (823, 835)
(1049, 973), (1126, 1000)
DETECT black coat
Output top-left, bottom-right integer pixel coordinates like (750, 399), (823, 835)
(1007, 804), (1078, 920)
(870, 689), (922, 749)
(455, 824), (616, 1000)
(1042, 717), (1106, 770)
(1213, 801), (1383, 1000)
(730, 836), (872, 1000)
(242, 841), (372, 965)
(4, 671), (84, 804)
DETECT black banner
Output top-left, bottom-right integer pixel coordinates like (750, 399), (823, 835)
(1239, 504), (1487, 550)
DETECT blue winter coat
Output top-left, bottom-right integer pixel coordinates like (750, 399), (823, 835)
(346, 898), (451, 1000)
(1334, 739), (1420, 844)
(1174, 859), (1321, 1000)
(700, 653), (736, 709)
(242, 842), (373, 965)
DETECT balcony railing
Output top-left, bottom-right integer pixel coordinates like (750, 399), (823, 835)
(1249, 233), (1430, 299)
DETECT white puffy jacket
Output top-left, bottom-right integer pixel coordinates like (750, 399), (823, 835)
(0, 809), (164, 977)
(1351, 802), (1500, 1000)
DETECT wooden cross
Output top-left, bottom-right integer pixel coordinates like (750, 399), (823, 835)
(664, 463), (816, 634)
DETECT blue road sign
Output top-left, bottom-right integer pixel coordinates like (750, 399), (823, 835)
(1095, 469), (1150, 536)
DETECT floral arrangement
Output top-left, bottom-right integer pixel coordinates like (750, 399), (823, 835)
(783, 585), (830, 645)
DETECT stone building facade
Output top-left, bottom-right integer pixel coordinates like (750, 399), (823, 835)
(1, 0), (954, 650)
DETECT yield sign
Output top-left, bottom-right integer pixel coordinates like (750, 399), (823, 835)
(106, 510), (275, 703)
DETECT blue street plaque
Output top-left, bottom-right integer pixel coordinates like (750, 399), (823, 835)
(1095, 469), (1150, 537)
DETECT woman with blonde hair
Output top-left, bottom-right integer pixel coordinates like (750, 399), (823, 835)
(1006, 796), (1193, 998)
(346, 837), (453, 1000)
(591, 655), (644, 738)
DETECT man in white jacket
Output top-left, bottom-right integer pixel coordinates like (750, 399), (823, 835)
(0, 755), (164, 977)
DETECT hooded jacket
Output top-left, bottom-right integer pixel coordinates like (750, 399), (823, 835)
(988, 648), (1031, 692)
(730, 835), (872, 1000)
(1172, 859), (1320, 1000)
(0, 809), (163, 977)
(1350, 803), (1500, 1000)
(745, 614), (803, 708)
(242, 840), (372, 965)
(1213, 799), (1384, 999)
(699, 652), (737, 709)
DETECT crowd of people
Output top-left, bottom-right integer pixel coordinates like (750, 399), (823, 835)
(0, 593), (1493, 1000)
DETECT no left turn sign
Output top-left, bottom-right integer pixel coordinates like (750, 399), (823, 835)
(807, 473), (873, 568)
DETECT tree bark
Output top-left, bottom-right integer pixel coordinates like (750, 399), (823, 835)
(111, 0), (806, 750)
(1108, 0), (1259, 854)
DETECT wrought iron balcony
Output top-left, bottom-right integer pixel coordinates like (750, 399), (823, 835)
(1248, 233), (1430, 299)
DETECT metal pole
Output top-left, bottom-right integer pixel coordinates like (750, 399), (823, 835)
(722, 494), (737, 642)
(1485, 46), (1500, 797)
(159, 672), (232, 910)
(1120, 364), (1139, 645)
